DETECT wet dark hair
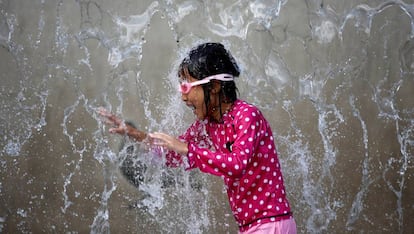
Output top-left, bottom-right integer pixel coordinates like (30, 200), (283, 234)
(178, 43), (240, 115)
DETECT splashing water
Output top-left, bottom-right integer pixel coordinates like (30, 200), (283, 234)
(1, 0), (413, 233)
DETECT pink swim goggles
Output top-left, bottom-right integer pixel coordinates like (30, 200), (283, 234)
(179, 73), (234, 94)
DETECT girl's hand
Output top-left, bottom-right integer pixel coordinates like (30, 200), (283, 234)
(149, 132), (188, 155)
(97, 107), (147, 141)
(97, 107), (128, 134)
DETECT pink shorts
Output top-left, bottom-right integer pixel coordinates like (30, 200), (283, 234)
(239, 217), (297, 234)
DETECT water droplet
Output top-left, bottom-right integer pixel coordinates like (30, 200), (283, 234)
(314, 20), (337, 44)
(3, 141), (21, 157)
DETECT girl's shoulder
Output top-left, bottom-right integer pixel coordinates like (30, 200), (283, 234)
(232, 99), (263, 120)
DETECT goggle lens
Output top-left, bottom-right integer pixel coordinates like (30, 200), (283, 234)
(179, 82), (192, 94)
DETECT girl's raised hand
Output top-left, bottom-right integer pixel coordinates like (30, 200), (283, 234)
(97, 107), (147, 141)
(97, 107), (128, 135)
(149, 132), (188, 155)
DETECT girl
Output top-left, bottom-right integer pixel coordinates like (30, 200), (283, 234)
(99, 42), (296, 234)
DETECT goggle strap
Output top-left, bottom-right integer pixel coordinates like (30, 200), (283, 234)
(187, 79), (211, 87)
(178, 73), (235, 94)
(186, 74), (234, 87)
(204, 74), (234, 82)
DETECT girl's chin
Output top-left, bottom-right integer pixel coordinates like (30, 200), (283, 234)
(195, 114), (205, 120)
(191, 107), (206, 120)
(194, 111), (206, 120)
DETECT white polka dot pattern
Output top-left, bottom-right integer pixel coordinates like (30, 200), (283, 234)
(164, 100), (291, 229)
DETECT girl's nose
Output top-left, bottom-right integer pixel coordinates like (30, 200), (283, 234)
(181, 93), (188, 102)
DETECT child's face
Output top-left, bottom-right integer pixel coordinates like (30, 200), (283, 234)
(180, 74), (208, 120)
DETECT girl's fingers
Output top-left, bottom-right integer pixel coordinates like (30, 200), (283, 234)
(97, 107), (123, 126)
(97, 107), (111, 117)
(148, 132), (187, 154)
(148, 133), (167, 145)
(109, 127), (123, 134)
(148, 132), (168, 141)
(108, 115), (122, 125)
(97, 107), (133, 137)
(151, 141), (166, 147)
(104, 119), (115, 126)
(148, 132), (158, 139)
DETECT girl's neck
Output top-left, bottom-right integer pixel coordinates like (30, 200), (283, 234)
(209, 102), (234, 122)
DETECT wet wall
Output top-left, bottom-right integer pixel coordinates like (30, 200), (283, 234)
(1, 0), (413, 233)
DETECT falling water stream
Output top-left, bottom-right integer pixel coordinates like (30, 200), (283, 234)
(1, 0), (413, 233)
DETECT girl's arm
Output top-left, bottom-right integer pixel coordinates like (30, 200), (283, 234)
(98, 107), (195, 168)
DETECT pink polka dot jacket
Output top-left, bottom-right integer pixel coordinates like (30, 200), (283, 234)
(165, 99), (292, 231)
